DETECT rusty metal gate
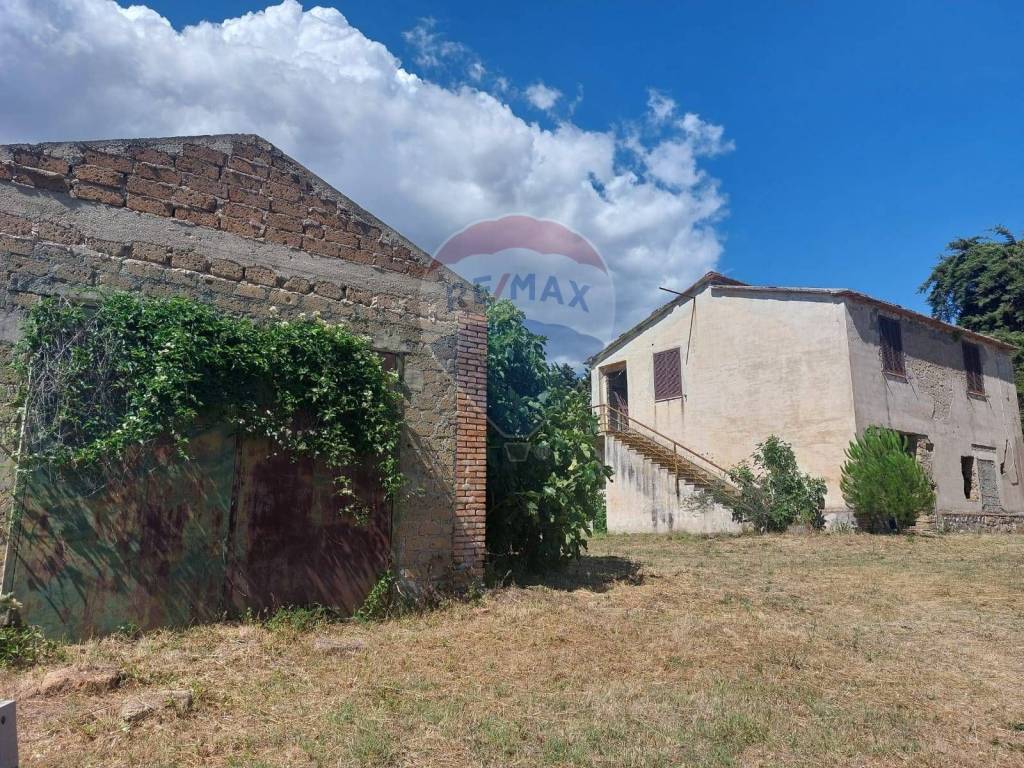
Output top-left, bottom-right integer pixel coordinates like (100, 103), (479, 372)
(4, 424), (391, 639)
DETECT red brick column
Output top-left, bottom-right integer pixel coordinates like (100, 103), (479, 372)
(454, 311), (487, 581)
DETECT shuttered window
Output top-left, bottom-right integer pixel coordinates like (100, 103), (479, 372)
(653, 347), (682, 401)
(879, 317), (905, 375)
(963, 342), (985, 395)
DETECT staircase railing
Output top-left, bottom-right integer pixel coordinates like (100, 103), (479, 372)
(592, 403), (735, 489)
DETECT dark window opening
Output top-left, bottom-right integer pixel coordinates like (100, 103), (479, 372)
(653, 347), (683, 401)
(963, 342), (985, 395)
(375, 351), (401, 377)
(961, 456), (975, 500)
(605, 367), (629, 431)
(879, 316), (905, 376)
(899, 432), (919, 457)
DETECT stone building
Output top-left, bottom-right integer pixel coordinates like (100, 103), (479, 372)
(0, 134), (486, 637)
(589, 272), (1024, 533)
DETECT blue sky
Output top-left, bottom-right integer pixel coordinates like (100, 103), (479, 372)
(141, 1), (1024, 315)
(2, 0), (1021, 346)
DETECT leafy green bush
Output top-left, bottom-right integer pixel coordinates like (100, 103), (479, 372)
(0, 595), (58, 668)
(485, 300), (611, 573)
(354, 571), (398, 622)
(840, 426), (935, 532)
(265, 604), (337, 633)
(705, 436), (826, 532)
(592, 494), (608, 534)
(17, 293), (402, 499)
(0, 624), (60, 668)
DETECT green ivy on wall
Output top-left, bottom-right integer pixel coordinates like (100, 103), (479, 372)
(15, 293), (403, 499)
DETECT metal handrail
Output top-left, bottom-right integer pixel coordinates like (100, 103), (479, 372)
(592, 403), (734, 485)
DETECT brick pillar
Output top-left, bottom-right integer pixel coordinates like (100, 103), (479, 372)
(454, 311), (487, 581)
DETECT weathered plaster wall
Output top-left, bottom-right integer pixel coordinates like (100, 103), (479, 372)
(590, 298), (693, 438)
(683, 288), (858, 515)
(602, 435), (738, 534)
(592, 280), (1024, 529)
(845, 300), (1024, 516)
(0, 135), (487, 590)
(592, 286), (858, 522)
(589, 298), (701, 533)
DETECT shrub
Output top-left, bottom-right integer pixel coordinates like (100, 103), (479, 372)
(354, 571), (398, 622)
(265, 604), (336, 633)
(704, 436), (826, 532)
(840, 426), (935, 532)
(0, 596), (60, 668)
(592, 495), (608, 534)
(485, 300), (611, 573)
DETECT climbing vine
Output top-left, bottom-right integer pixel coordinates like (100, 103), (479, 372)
(15, 293), (403, 498)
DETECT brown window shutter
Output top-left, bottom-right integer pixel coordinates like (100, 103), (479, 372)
(963, 342), (984, 395)
(653, 347), (682, 401)
(879, 317), (905, 375)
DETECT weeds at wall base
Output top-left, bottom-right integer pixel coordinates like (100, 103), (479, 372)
(0, 623), (63, 668)
(238, 571), (448, 633)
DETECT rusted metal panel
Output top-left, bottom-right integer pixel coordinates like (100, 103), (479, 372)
(223, 350), (398, 614)
(5, 352), (398, 638)
(226, 436), (391, 615)
(8, 427), (393, 637)
(9, 426), (234, 639)
(8, 435), (393, 637)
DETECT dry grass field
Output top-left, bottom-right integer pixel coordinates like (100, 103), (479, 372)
(3, 531), (1024, 767)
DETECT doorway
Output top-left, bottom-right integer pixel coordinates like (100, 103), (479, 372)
(977, 458), (1002, 512)
(604, 366), (629, 431)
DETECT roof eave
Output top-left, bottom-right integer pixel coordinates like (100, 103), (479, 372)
(586, 271), (744, 367)
(711, 284), (1017, 352)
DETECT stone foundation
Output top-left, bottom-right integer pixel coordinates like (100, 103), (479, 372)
(937, 512), (1024, 533)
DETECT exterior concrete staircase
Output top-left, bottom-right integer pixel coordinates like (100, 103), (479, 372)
(594, 405), (735, 494)
(611, 428), (729, 493)
(594, 405), (738, 534)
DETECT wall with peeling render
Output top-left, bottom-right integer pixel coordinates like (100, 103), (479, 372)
(845, 301), (1024, 516)
(592, 277), (1024, 531)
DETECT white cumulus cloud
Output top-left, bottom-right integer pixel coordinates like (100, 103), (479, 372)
(647, 89), (677, 123)
(402, 16), (486, 84)
(524, 82), (562, 111)
(0, 0), (732, 342)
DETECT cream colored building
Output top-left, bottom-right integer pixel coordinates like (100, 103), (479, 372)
(589, 272), (1024, 533)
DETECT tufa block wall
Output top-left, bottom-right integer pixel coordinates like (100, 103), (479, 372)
(0, 134), (486, 585)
